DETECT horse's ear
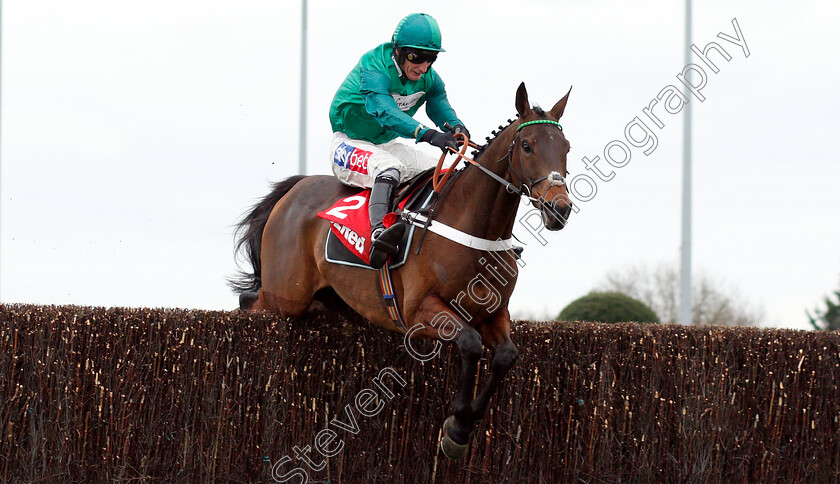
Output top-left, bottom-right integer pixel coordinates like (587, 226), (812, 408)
(550, 86), (572, 119)
(515, 82), (532, 117)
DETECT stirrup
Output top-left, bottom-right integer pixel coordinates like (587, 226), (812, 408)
(369, 223), (406, 269)
(372, 223), (406, 253)
(369, 246), (389, 269)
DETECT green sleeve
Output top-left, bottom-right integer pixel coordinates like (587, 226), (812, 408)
(360, 69), (427, 140)
(425, 74), (462, 132)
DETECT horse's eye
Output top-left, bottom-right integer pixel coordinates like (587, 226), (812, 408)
(521, 141), (532, 153)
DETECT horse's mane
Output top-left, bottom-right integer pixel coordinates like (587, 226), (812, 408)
(471, 107), (547, 160)
(471, 114), (518, 159)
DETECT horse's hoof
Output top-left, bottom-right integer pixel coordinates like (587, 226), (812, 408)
(439, 416), (470, 460)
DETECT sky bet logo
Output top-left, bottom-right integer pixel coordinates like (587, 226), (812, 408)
(333, 142), (371, 175)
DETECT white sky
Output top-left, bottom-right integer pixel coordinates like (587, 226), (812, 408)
(1, 1), (838, 330)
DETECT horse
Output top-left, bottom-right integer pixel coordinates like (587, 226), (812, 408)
(231, 82), (572, 459)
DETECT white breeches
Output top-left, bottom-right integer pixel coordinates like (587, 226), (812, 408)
(329, 132), (439, 188)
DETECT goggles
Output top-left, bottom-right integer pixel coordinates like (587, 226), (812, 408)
(404, 48), (438, 65)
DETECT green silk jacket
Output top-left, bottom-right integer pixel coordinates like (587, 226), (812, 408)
(329, 43), (462, 145)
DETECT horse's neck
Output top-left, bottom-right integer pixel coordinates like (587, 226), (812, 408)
(438, 130), (520, 240)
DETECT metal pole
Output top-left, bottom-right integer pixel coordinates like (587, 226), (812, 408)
(0, 0), (4, 301)
(679, 0), (693, 325)
(298, 0), (307, 175)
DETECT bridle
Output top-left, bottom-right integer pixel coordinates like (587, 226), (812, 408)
(409, 120), (569, 255)
(504, 119), (567, 205)
(434, 119), (567, 207)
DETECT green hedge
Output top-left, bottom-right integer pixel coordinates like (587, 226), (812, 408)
(559, 291), (660, 324)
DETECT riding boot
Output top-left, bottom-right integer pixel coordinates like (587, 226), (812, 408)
(368, 168), (406, 269)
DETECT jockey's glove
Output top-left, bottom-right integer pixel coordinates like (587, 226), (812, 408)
(453, 124), (471, 141)
(421, 129), (458, 153)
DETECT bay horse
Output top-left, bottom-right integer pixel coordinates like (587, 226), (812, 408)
(231, 83), (572, 459)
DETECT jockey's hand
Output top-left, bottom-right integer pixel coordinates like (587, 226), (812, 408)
(421, 129), (458, 153)
(453, 124), (471, 142)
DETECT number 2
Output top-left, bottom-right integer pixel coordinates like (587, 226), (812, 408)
(325, 195), (366, 220)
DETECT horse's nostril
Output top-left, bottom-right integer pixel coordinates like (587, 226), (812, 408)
(544, 202), (570, 226)
(546, 202), (572, 224)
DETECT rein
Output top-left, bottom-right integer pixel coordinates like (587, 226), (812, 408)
(405, 122), (566, 253)
(432, 121), (566, 205)
(433, 134), (523, 197)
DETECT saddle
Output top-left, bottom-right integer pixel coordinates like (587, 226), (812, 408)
(317, 168), (441, 270)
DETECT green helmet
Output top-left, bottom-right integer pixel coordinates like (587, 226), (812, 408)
(392, 13), (445, 52)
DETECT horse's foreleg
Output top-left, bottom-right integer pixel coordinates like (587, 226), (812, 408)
(409, 297), (481, 459)
(470, 311), (519, 421)
(441, 336), (519, 459)
(446, 326), (483, 442)
(468, 338), (518, 421)
(440, 310), (518, 459)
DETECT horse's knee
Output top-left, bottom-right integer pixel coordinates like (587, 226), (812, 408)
(457, 328), (483, 363)
(492, 341), (519, 373)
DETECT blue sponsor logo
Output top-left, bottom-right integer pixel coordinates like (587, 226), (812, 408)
(333, 142), (354, 168)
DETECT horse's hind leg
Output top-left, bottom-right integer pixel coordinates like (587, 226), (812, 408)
(253, 200), (327, 316)
(254, 282), (317, 316)
(239, 292), (259, 310)
(254, 254), (324, 316)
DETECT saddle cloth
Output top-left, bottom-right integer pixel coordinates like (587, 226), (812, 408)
(317, 170), (439, 270)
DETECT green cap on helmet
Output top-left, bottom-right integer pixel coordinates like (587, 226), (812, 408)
(392, 13), (445, 52)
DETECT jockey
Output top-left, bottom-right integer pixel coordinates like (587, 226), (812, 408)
(329, 13), (470, 269)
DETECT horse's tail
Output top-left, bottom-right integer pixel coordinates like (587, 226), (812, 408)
(229, 175), (308, 294)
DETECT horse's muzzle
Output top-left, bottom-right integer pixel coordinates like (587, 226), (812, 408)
(541, 201), (572, 230)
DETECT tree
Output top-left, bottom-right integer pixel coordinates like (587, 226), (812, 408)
(558, 291), (660, 324)
(598, 263), (764, 326)
(808, 278), (840, 331)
